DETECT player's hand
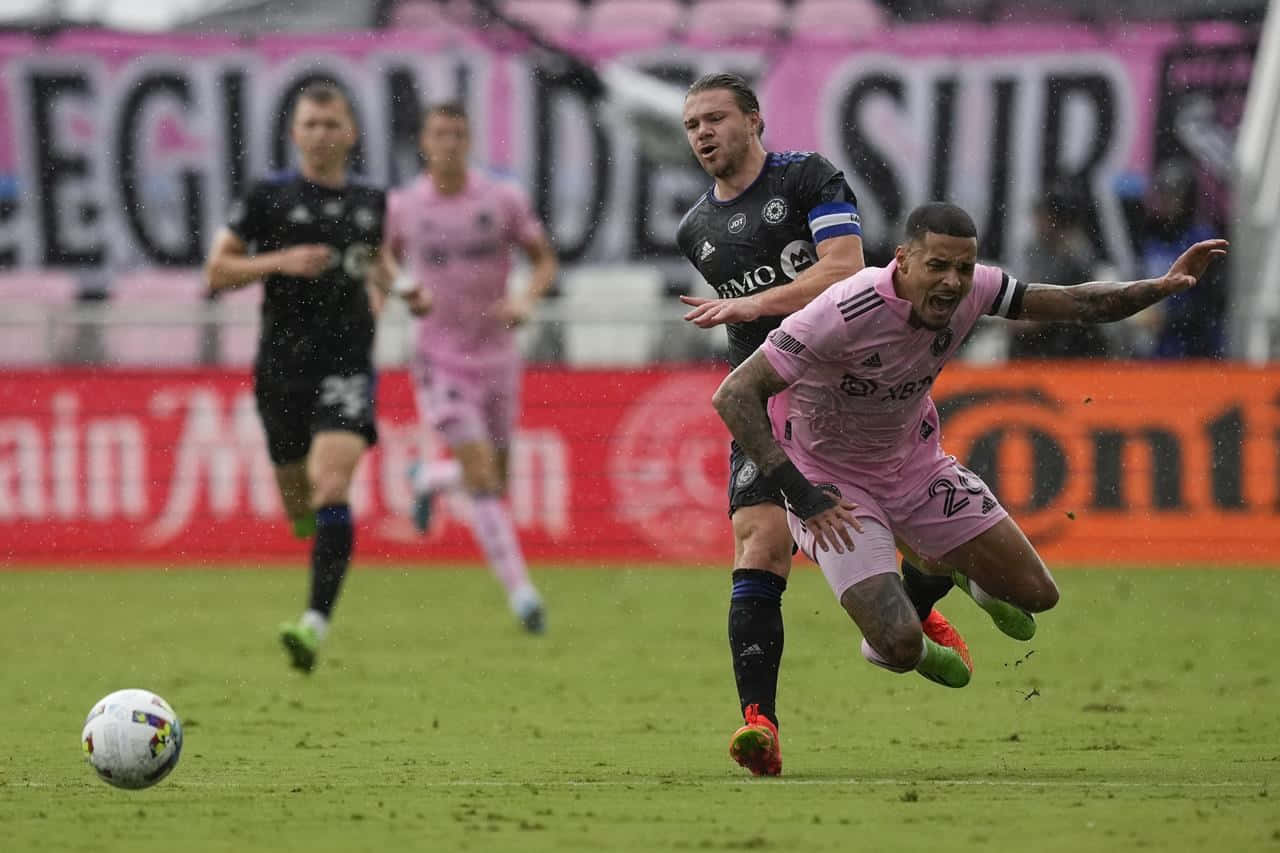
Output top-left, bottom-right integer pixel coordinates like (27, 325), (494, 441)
(803, 498), (863, 554)
(1163, 239), (1228, 293)
(276, 245), (333, 278)
(403, 287), (434, 316)
(496, 295), (534, 328)
(679, 295), (763, 328)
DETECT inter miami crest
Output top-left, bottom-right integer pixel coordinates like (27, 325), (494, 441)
(931, 327), (954, 357)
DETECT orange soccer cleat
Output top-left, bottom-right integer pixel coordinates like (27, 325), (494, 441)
(729, 704), (782, 777)
(922, 609), (974, 672)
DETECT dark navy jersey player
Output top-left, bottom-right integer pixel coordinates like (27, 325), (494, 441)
(204, 80), (397, 675)
(675, 72), (973, 777)
(676, 148), (862, 367)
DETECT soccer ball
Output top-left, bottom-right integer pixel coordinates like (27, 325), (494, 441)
(81, 689), (183, 790)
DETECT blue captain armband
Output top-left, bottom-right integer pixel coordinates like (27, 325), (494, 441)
(807, 202), (862, 244)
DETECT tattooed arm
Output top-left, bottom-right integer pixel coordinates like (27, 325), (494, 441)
(712, 350), (862, 552)
(1017, 239), (1228, 324)
(711, 350), (793, 474)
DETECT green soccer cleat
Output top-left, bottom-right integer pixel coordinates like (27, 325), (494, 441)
(952, 572), (1037, 641)
(916, 636), (972, 688)
(279, 621), (320, 673)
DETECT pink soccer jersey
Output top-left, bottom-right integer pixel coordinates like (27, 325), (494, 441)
(761, 260), (1023, 493)
(386, 169), (545, 370)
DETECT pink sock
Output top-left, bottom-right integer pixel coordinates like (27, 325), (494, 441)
(414, 459), (462, 494)
(469, 496), (537, 606)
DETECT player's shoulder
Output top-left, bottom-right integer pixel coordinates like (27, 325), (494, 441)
(344, 175), (386, 204)
(676, 191), (713, 246)
(767, 150), (838, 179)
(245, 170), (300, 199)
(824, 266), (888, 323)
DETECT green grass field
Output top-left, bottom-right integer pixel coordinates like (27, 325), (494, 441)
(2, 564), (1278, 852)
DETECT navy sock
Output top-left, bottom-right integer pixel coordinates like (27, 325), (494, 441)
(728, 569), (787, 728)
(901, 558), (953, 622)
(309, 504), (353, 617)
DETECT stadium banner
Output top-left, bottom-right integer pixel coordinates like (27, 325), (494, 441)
(1, 365), (1277, 567)
(0, 24), (1252, 272)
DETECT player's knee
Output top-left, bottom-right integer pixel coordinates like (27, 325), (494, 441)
(875, 622), (924, 671)
(308, 470), (352, 507)
(737, 532), (793, 573)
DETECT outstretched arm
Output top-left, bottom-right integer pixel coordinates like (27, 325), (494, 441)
(712, 350), (862, 552)
(1017, 239), (1228, 324)
(681, 234), (864, 328)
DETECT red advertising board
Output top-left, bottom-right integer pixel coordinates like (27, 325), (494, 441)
(1, 366), (1278, 566)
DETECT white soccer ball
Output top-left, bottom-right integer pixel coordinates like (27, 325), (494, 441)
(81, 689), (183, 790)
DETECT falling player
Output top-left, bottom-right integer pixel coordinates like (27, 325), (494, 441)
(676, 73), (988, 777)
(712, 201), (1227, 767)
(383, 101), (558, 633)
(204, 81), (390, 672)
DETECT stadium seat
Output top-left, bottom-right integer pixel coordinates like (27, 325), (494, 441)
(791, 0), (890, 40)
(102, 269), (207, 366)
(685, 0), (786, 41)
(494, 0), (583, 38)
(0, 270), (78, 365)
(558, 264), (665, 366)
(584, 0), (685, 38)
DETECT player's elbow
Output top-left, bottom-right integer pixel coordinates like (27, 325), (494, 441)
(711, 379), (740, 420)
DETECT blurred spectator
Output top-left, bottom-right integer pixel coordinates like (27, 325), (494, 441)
(1007, 186), (1109, 359)
(1130, 158), (1226, 358)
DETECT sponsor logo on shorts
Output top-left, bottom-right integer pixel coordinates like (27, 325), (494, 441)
(735, 460), (759, 488)
(728, 212), (747, 234)
(762, 197), (788, 225)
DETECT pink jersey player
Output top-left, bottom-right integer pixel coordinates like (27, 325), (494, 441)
(762, 259), (1018, 569)
(386, 169), (547, 448)
(384, 102), (558, 634)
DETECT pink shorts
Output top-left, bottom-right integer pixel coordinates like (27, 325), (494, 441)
(411, 357), (521, 449)
(787, 455), (1008, 597)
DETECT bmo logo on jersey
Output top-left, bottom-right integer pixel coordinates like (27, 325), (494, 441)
(713, 265), (780, 298)
(780, 240), (817, 280)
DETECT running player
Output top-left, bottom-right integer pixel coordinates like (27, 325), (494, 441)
(383, 101), (558, 634)
(675, 73), (974, 777)
(712, 203), (1227, 766)
(204, 81), (389, 673)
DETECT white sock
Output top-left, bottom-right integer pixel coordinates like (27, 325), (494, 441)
(510, 583), (542, 616)
(859, 637), (925, 674)
(965, 576), (999, 609)
(300, 609), (329, 643)
(414, 459), (463, 495)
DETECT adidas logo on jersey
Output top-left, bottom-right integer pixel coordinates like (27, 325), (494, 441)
(287, 205), (313, 224)
(860, 352), (882, 368)
(699, 240), (715, 261)
(981, 496), (996, 514)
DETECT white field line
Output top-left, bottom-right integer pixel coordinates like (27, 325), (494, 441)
(2, 777), (1266, 790)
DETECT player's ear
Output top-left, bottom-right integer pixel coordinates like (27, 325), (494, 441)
(894, 243), (909, 270)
